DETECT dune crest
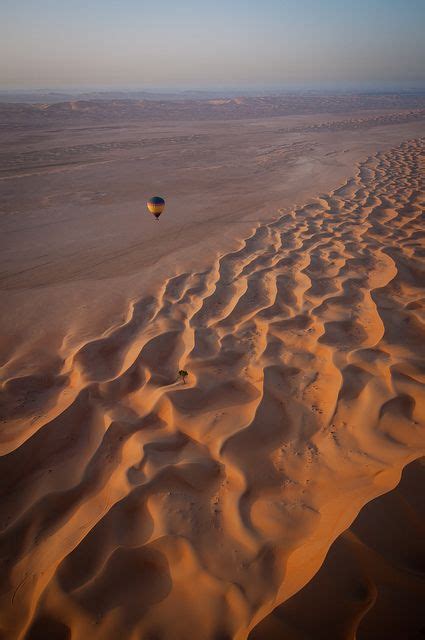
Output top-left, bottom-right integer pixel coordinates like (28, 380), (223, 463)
(249, 456), (425, 639)
(0, 138), (424, 639)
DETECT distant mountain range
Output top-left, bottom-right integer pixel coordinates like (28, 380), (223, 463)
(1, 88), (425, 104)
(1, 93), (425, 128)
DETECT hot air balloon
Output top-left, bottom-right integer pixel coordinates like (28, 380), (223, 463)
(147, 196), (165, 220)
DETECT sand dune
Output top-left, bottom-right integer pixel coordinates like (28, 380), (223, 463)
(280, 108), (425, 134)
(0, 138), (424, 639)
(249, 456), (425, 639)
(2, 93), (425, 127)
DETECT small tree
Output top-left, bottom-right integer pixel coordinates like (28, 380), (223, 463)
(178, 369), (188, 384)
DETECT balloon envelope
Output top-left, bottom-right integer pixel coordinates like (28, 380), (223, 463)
(147, 196), (165, 218)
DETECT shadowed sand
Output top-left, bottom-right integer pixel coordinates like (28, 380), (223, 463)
(0, 138), (424, 639)
(249, 456), (425, 640)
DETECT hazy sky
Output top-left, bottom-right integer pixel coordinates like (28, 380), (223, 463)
(1, 0), (424, 89)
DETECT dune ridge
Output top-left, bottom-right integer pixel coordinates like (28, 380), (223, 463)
(279, 108), (425, 134)
(249, 456), (425, 639)
(3, 93), (425, 127)
(0, 138), (424, 639)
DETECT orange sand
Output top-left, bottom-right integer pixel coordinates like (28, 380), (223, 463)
(0, 138), (424, 639)
(249, 456), (425, 639)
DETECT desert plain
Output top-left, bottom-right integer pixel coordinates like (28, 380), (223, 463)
(0, 93), (424, 639)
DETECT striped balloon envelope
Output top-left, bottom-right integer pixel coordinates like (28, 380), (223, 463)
(147, 196), (165, 219)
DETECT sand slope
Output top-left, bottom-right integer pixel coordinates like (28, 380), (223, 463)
(0, 138), (424, 639)
(249, 456), (425, 640)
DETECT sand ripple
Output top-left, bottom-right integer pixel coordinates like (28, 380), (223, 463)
(0, 138), (424, 639)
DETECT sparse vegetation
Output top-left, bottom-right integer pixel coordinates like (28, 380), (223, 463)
(178, 369), (188, 384)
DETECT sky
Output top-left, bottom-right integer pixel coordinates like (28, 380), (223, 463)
(1, 0), (424, 90)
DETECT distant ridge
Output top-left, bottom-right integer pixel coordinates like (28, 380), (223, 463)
(1, 93), (425, 128)
(1, 88), (425, 104)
